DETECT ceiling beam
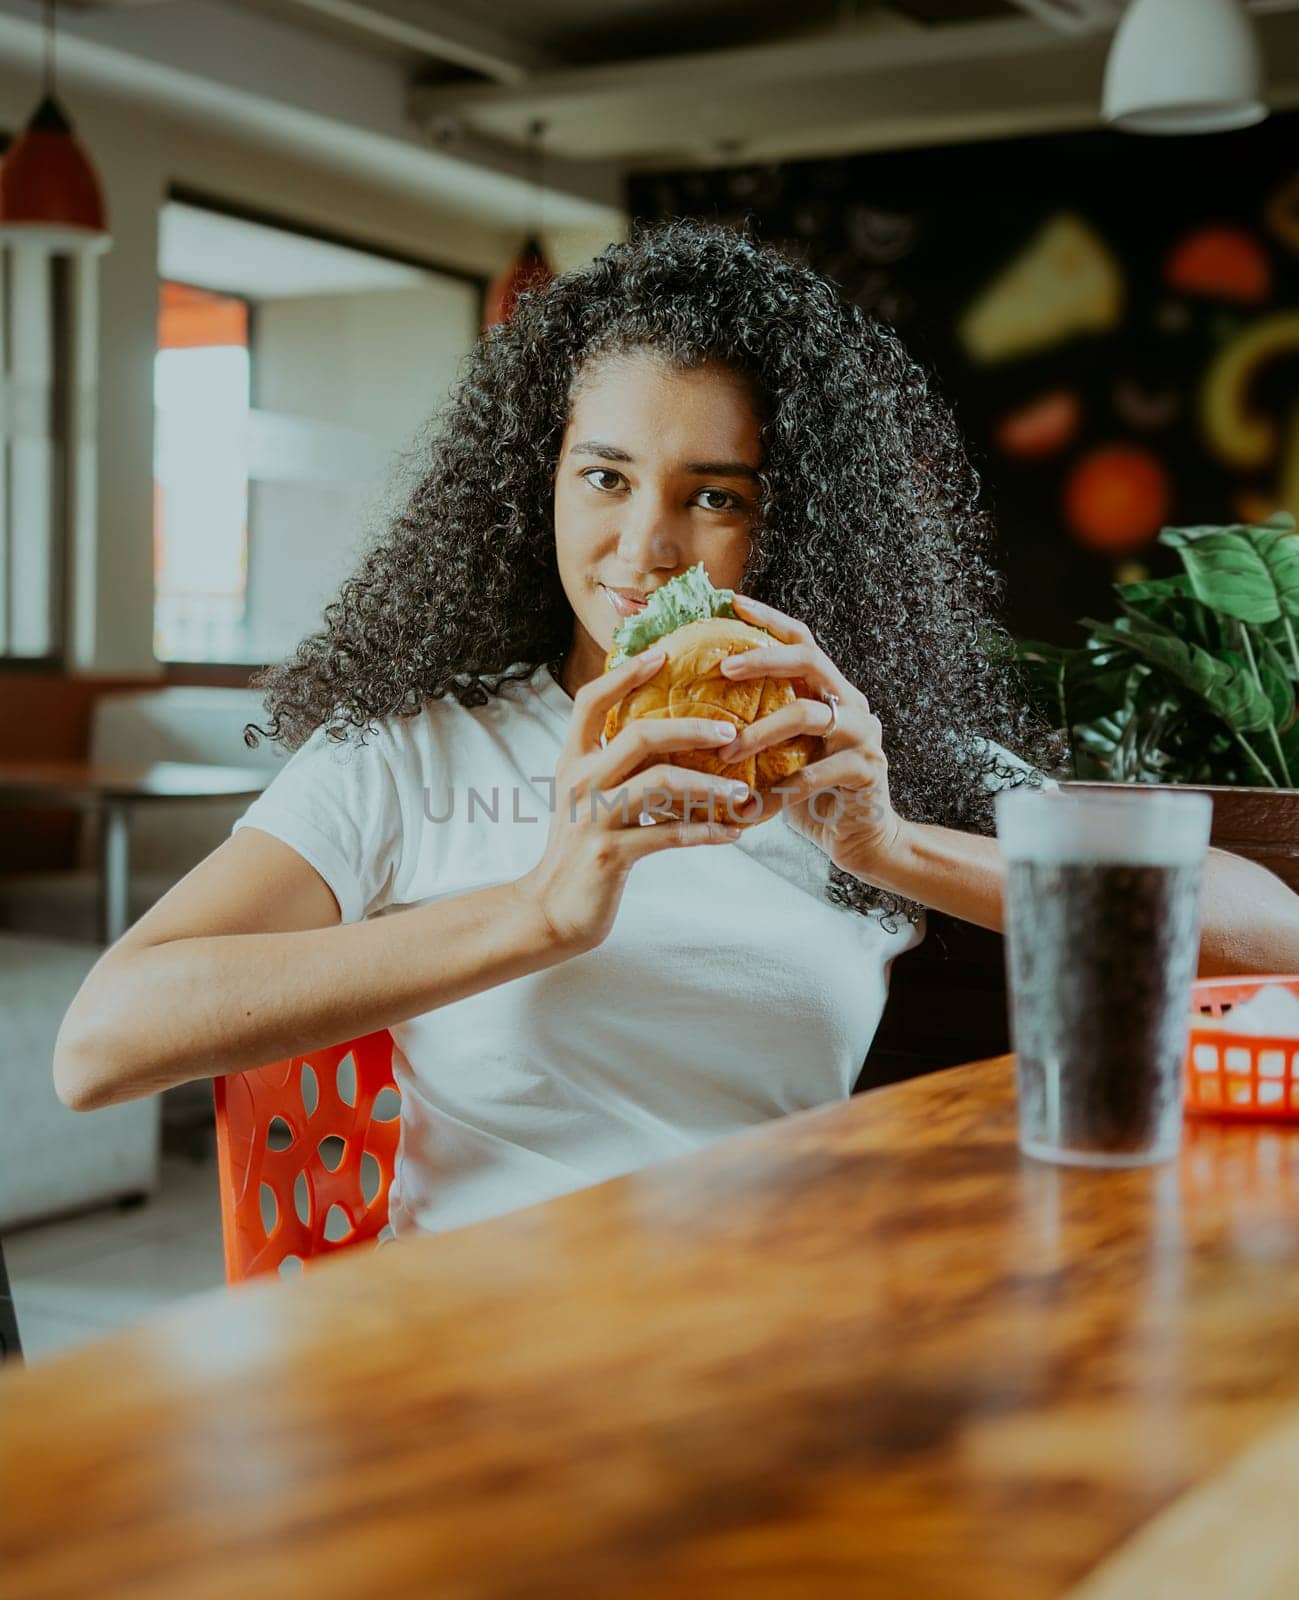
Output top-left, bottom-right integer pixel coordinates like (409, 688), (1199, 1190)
(267, 0), (556, 85)
(0, 0), (622, 220)
(409, 7), (1299, 168)
(412, 14), (1054, 126)
(1002, 0), (1121, 33)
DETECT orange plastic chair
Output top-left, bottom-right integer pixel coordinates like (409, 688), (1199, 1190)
(213, 1029), (400, 1284)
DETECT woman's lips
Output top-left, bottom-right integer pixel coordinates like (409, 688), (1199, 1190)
(603, 585), (648, 617)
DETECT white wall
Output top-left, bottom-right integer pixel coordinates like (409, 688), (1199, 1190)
(0, 63), (625, 675)
(254, 280), (479, 432)
(246, 278), (480, 661)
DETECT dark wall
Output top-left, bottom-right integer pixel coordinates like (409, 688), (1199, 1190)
(628, 112), (1299, 646)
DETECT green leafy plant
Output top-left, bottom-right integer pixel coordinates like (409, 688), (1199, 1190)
(1015, 513), (1299, 789)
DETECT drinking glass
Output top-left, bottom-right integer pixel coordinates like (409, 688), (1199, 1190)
(995, 787), (1213, 1168)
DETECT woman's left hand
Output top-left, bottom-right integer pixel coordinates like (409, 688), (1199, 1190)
(719, 593), (906, 879)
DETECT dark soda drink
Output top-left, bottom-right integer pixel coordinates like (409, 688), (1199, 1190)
(996, 789), (1211, 1167)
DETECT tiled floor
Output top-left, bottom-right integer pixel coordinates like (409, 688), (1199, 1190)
(3, 1147), (227, 1364)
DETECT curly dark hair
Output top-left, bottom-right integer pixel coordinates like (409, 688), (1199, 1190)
(246, 216), (1065, 930)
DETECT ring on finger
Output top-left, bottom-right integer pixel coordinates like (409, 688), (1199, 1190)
(819, 691), (841, 738)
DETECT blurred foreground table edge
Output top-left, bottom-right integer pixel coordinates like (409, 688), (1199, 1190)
(3, 1052), (1299, 1600)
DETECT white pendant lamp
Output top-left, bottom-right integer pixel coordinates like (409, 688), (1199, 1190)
(1103, 0), (1267, 135)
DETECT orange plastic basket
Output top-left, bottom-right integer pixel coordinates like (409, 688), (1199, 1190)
(212, 1029), (400, 1284)
(1184, 975), (1299, 1120)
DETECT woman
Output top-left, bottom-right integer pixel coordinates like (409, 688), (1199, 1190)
(54, 220), (1299, 1239)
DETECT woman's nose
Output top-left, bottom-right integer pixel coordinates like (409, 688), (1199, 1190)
(617, 497), (680, 568)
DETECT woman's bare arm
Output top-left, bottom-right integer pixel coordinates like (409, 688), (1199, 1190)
(854, 822), (1299, 978)
(1191, 847), (1299, 977)
(53, 826), (567, 1112)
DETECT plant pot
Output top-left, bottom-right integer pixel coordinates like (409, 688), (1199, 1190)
(1061, 781), (1299, 894)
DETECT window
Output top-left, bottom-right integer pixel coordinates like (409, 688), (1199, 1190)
(154, 284), (251, 662)
(154, 196), (483, 666)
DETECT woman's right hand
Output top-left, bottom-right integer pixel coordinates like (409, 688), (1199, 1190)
(517, 649), (750, 953)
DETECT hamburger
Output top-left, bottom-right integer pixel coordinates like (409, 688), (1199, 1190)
(601, 562), (819, 829)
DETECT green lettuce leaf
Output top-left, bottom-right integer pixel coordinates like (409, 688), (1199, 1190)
(607, 561), (739, 665)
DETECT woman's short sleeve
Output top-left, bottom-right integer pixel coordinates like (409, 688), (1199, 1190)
(230, 722), (410, 924)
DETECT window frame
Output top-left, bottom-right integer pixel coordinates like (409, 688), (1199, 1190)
(156, 184), (489, 682)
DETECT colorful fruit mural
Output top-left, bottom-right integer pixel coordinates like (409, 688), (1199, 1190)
(630, 111), (1299, 644)
(1062, 445), (1171, 554)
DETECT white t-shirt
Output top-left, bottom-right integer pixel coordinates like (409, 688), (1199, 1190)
(231, 660), (1050, 1239)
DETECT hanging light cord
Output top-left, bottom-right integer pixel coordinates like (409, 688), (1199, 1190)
(43, 0), (57, 99)
(528, 117), (547, 246)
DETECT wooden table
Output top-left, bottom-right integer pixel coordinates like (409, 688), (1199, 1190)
(3, 1056), (1299, 1599)
(0, 759), (268, 943)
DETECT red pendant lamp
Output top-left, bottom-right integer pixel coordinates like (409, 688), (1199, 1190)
(482, 120), (554, 330)
(0, 0), (111, 252)
(483, 232), (554, 329)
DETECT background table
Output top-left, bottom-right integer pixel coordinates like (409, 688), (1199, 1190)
(3, 1056), (1299, 1598)
(0, 760), (269, 943)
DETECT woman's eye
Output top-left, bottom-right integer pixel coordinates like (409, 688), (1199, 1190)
(579, 470), (740, 512)
(694, 489), (739, 512)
